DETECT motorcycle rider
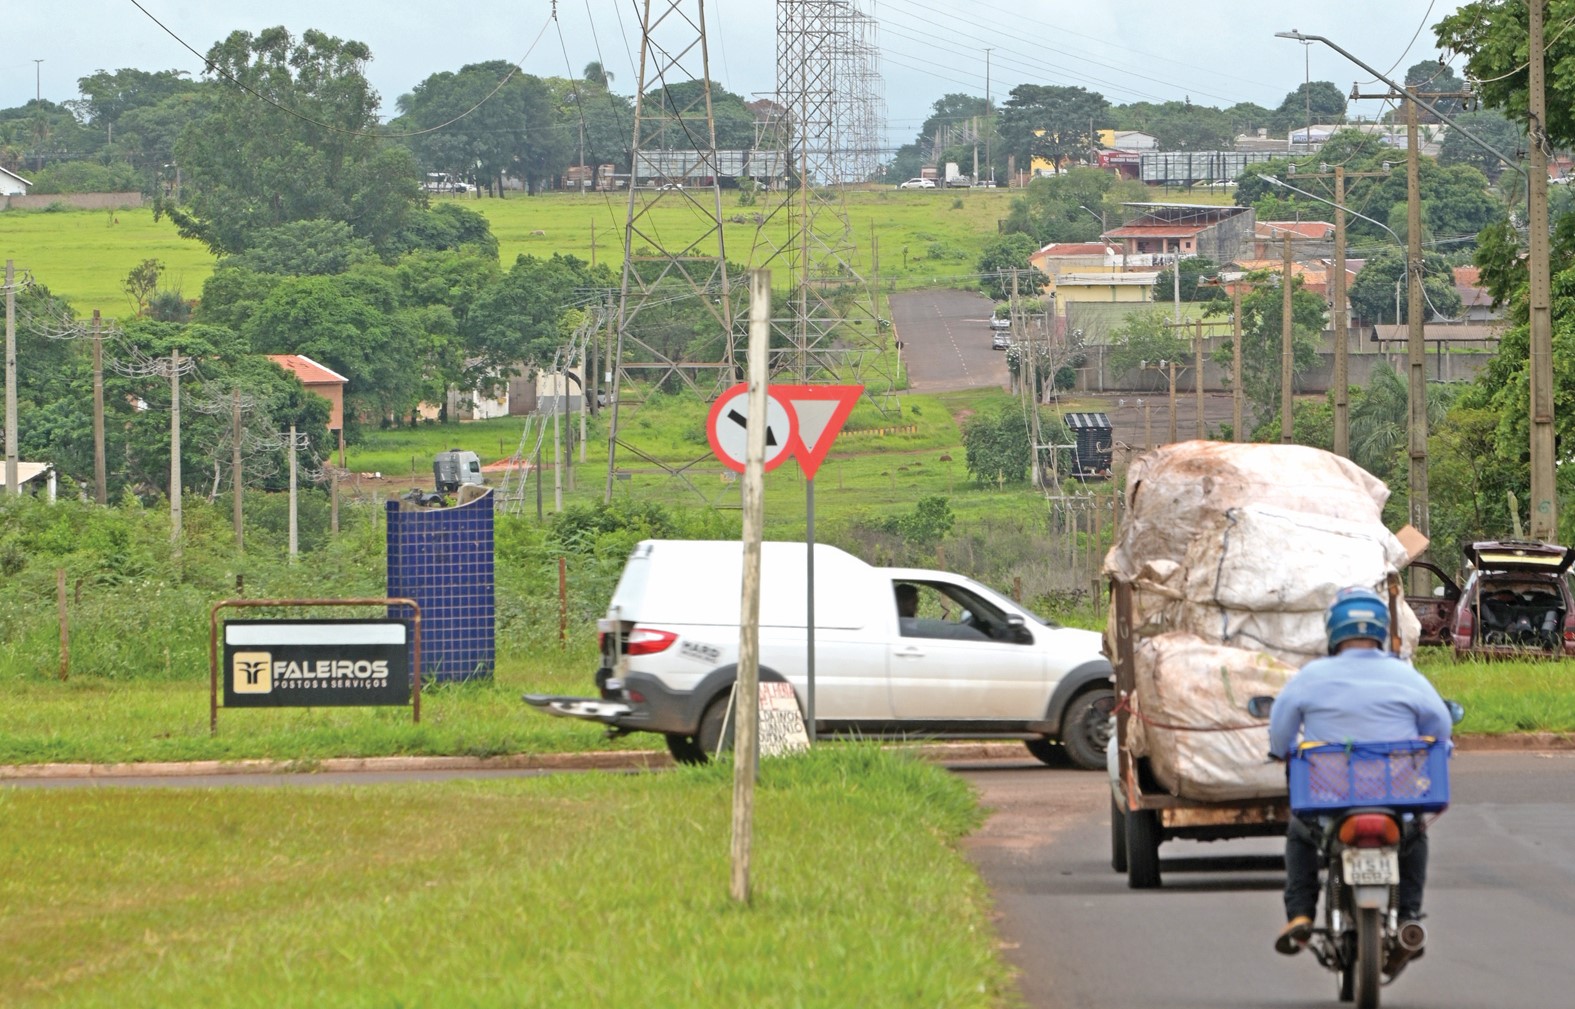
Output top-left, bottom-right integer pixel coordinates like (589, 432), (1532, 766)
(1267, 586), (1453, 964)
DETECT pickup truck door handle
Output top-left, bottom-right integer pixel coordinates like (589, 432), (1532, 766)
(894, 646), (926, 659)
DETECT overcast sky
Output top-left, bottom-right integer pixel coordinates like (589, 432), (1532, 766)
(8, 1), (1471, 148)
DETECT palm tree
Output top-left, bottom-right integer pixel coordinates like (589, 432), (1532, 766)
(583, 62), (612, 88)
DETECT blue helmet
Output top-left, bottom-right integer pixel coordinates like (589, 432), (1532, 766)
(1326, 586), (1390, 653)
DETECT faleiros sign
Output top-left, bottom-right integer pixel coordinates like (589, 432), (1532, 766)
(208, 598), (424, 735)
(224, 620), (409, 708)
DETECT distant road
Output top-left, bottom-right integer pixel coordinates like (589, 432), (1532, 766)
(889, 289), (1010, 392)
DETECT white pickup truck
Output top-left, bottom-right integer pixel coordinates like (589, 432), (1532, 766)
(524, 539), (1114, 767)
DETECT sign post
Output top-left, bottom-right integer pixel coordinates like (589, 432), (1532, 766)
(706, 381), (861, 745)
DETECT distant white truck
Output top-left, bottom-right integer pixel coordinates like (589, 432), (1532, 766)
(525, 539), (1114, 766)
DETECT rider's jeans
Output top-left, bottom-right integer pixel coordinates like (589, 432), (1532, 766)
(1284, 815), (1429, 921)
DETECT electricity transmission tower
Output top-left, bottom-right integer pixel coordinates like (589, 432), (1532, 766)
(603, 0), (738, 502)
(749, 0), (894, 399)
(601, 0), (895, 503)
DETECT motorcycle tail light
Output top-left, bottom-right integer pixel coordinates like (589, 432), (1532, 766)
(624, 627), (679, 655)
(1339, 813), (1400, 847)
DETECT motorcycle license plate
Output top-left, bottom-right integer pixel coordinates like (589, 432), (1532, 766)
(1342, 848), (1399, 886)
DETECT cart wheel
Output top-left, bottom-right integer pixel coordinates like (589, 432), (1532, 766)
(1125, 808), (1162, 889)
(1110, 796), (1128, 873)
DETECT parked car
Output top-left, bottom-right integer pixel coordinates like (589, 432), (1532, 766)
(1407, 539), (1575, 656)
(524, 539), (1115, 768)
(988, 316), (1012, 331)
(1456, 539), (1575, 655)
(991, 331), (1011, 350)
(897, 177), (936, 189)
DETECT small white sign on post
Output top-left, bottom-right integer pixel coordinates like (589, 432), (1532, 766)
(757, 681), (810, 757)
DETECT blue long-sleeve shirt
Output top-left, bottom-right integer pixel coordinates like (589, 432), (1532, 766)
(1268, 647), (1452, 759)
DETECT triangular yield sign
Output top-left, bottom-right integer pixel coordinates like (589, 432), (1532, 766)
(769, 384), (863, 480)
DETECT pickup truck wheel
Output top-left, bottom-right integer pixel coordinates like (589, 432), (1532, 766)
(1059, 688), (1114, 771)
(664, 732), (706, 765)
(1125, 808), (1162, 889)
(1023, 737), (1071, 766)
(1110, 796), (1129, 873)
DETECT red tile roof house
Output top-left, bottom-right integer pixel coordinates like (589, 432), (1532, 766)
(267, 354), (348, 433)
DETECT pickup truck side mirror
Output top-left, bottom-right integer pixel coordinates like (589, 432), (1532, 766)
(1246, 695), (1274, 719)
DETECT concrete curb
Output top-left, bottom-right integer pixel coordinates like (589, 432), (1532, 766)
(0, 735), (1567, 781)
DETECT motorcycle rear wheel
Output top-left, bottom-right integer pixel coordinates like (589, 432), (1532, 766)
(1355, 907), (1382, 1009)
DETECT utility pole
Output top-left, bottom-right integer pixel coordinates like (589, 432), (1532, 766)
(92, 310), (106, 504)
(232, 390), (243, 549)
(1281, 232), (1295, 443)
(1352, 82), (1471, 550)
(1528, 0), (1557, 540)
(1194, 318), (1205, 439)
(985, 49), (993, 184)
(1231, 283), (1244, 441)
(170, 348), (182, 544)
(1297, 165), (1389, 458)
(5, 260), (17, 496)
(288, 424), (298, 560)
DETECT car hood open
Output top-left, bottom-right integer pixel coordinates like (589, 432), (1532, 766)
(1464, 540), (1575, 575)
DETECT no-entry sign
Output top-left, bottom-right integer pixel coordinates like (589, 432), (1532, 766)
(706, 384), (862, 479)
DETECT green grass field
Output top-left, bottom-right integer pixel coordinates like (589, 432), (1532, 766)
(0, 747), (1013, 1009)
(1, 187), (1021, 317)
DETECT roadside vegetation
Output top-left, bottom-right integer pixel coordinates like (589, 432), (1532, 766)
(0, 746), (1012, 1009)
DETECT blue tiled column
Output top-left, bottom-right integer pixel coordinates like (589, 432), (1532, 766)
(386, 490), (496, 683)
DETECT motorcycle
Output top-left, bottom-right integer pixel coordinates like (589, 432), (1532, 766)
(1248, 698), (1462, 1009)
(1299, 801), (1427, 1006)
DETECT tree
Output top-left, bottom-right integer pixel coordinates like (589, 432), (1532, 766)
(1114, 100), (1233, 150)
(976, 233), (1038, 301)
(962, 405), (1031, 485)
(167, 27), (422, 256)
(395, 62), (566, 195)
(1002, 166), (1146, 246)
(463, 254), (614, 393)
(997, 85), (1109, 173)
(1404, 60), (1470, 116)
(1439, 109), (1526, 183)
(1106, 309), (1192, 382)
(1347, 248), (1463, 324)
(1271, 81), (1347, 134)
(582, 62), (613, 88)
(72, 69), (200, 128)
(1153, 258), (1224, 304)
(1436, 2), (1575, 147)
(1209, 277), (1326, 425)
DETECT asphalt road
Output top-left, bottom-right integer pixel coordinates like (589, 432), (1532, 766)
(953, 751), (1575, 1009)
(889, 288), (1011, 392)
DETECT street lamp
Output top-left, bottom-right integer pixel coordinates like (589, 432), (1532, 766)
(1261, 175), (1400, 246)
(32, 60), (42, 103)
(1272, 30), (1523, 178)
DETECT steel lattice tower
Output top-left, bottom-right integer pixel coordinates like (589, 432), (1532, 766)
(749, 0), (893, 399)
(604, 0), (738, 501)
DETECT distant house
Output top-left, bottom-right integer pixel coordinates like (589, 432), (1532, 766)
(1452, 266), (1502, 323)
(1028, 242), (1122, 282)
(1048, 271), (1161, 306)
(0, 166), (32, 197)
(267, 354), (348, 434)
(1102, 203), (1255, 264)
(1253, 220), (1335, 259)
(1097, 129), (1158, 151)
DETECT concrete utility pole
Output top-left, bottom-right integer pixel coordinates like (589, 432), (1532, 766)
(5, 260), (17, 496)
(1528, 0), (1557, 540)
(287, 423), (298, 560)
(232, 390), (243, 549)
(170, 348), (183, 543)
(1194, 319), (1205, 439)
(92, 310), (106, 504)
(1297, 166), (1390, 458)
(1281, 232), (1295, 443)
(1231, 284), (1244, 441)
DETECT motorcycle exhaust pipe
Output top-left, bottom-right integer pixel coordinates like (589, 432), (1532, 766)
(1397, 919), (1427, 952)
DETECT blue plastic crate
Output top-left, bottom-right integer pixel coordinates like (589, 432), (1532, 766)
(1288, 740), (1451, 815)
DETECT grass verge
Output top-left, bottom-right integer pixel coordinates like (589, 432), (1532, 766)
(0, 746), (1015, 1009)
